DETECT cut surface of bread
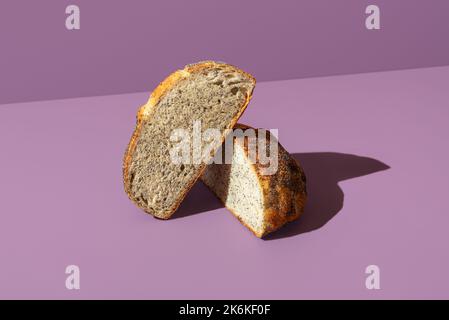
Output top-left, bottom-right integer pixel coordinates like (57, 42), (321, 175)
(123, 62), (256, 219)
(201, 124), (307, 238)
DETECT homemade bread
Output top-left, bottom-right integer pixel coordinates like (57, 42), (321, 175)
(123, 61), (256, 219)
(201, 124), (307, 238)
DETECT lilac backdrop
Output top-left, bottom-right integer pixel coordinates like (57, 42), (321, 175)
(1, 0), (449, 104)
(1, 66), (449, 299)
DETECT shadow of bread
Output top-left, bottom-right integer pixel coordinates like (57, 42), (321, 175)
(171, 180), (223, 219)
(265, 152), (390, 240)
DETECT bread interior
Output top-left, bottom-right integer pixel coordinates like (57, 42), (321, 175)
(126, 65), (254, 218)
(202, 142), (265, 235)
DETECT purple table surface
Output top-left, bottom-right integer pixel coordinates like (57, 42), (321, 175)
(1, 66), (448, 299)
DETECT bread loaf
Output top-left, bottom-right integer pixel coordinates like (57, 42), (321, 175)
(201, 124), (307, 237)
(123, 62), (256, 219)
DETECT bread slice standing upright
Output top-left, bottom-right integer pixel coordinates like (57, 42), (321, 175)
(201, 124), (307, 238)
(123, 62), (256, 219)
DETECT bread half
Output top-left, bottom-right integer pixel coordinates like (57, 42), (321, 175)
(123, 62), (256, 219)
(201, 124), (307, 238)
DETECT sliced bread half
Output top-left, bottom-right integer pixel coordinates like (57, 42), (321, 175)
(201, 124), (307, 238)
(123, 62), (256, 219)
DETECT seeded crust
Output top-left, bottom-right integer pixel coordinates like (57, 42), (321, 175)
(201, 124), (307, 238)
(123, 61), (256, 218)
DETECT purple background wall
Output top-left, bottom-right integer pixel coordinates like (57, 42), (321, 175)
(1, 0), (449, 104)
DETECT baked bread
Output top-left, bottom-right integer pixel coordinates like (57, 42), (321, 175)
(201, 124), (307, 238)
(123, 61), (256, 219)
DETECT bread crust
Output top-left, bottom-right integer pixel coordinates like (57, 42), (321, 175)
(201, 124), (307, 238)
(123, 61), (256, 218)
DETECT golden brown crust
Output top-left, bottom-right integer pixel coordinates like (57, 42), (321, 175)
(202, 124), (307, 238)
(122, 106), (146, 197)
(247, 125), (307, 237)
(123, 61), (256, 218)
(257, 141), (307, 237)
